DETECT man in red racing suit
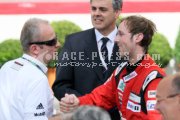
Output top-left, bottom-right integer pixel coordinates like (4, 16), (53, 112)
(79, 54), (165, 120)
(59, 16), (166, 120)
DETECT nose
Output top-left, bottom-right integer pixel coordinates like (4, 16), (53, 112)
(56, 41), (61, 49)
(114, 36), (119, 43)
(92, 9), (101, 16)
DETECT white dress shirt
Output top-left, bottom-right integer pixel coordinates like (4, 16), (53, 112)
(95, 27), (118, 69)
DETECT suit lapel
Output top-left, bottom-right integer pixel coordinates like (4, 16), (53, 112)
(84, 29), (104, 81)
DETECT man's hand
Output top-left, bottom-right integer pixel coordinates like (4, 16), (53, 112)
(59, 94), (79, 113)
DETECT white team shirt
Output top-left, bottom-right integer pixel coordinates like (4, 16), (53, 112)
(0, 54), (53, 120)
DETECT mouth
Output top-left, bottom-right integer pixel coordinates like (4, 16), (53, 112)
(93, 18), (103, 24)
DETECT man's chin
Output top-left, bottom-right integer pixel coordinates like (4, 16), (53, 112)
(93, 24), (104, 30)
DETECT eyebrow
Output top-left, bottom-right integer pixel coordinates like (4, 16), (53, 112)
(91, 6), (108, 10)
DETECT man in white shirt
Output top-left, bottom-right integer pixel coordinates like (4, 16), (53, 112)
(0, 18), (61, 120)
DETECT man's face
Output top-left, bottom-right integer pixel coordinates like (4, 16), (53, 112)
(115, 21), (135, 59)
(90, 0), (120, 34)
(156, 78), (180, 120)
(36, 23), (60, 64)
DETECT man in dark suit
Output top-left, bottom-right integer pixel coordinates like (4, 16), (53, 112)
(52, 0), (124, 119)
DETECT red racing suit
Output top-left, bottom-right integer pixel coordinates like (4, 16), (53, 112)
(79, 54), (165, 120)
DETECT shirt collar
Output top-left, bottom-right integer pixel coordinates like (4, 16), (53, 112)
(95, 27), (118, 43)
(126, 55), (145, 73)
(22, 54), (48, 74)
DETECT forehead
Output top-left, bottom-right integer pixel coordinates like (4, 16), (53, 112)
(40, 23), (53, 32)
(91, 0), (113, 7)
(39, 23), (55, 39)
(119, 21), (129, 32)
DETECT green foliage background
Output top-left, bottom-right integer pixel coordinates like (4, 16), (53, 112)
(174, 27), (180, 64)
(0, 39), (23, 67)
(51, 20), (82, 46)
(116, 16), (123, 26)
(149, 33), (173, 68)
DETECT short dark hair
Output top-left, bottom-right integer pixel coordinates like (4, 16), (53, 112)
(90, 0), (123, 11)
(120, 15), (156, 53)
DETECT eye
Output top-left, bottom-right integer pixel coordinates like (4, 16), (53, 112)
(91, 7), (96, 11)
(118, 31), (124, 36)
(99, 7), (108, 12)
(156, 99), (164, 104)
(119, 33), (124, 36)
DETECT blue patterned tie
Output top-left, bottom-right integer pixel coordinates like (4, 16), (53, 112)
(101, 37), (109, 78)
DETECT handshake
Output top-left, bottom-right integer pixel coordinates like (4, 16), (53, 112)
(59, 93), (80, 113)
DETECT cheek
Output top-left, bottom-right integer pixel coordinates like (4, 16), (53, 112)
(168, 102), (178, 112)
(120, 40), (128, 49)
(49, 48), (56, 55)
(129, 44), (135, 52)
(45, 47), (54, 55)
(160, 103), (173, 115)
(47, 50), (55, 60)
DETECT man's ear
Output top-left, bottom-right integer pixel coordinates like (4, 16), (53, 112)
(115, 10), (121, 19)
(29, 44), (39, 56)
(133, 33), (144, 43)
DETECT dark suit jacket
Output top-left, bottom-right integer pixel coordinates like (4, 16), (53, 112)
(52, 28), (124, 120)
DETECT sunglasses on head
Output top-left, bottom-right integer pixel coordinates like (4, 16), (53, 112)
(29, 37), (57, 46)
